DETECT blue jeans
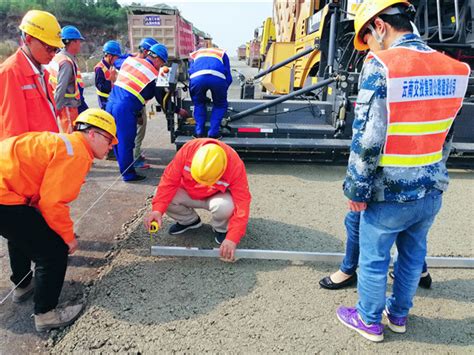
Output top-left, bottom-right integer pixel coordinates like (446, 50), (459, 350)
(340, 212), (428, 275)
(356, 191), (442, 324)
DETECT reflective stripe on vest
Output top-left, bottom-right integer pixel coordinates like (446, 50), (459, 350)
(371, 47), (470, 168)
(114, 57), (158, 104)
(190, 48), (225, 63)
(190, 69), (226, 80)
(94, 60), (112, 98)
(56, 134), (74, 156)
(48, 53), (83, 100)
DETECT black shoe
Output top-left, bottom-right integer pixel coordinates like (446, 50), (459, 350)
(319, 273), (357, 290)
(388, 271), (432, 289)
(213, 229), (227, 245)
(125, 174), (146, 182)
(208, 135), (223, 140)
(192, 134), (204, 139)
(168, 217), (202, 235)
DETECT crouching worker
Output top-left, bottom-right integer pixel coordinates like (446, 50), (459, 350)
(144, 139), (251, 262)
(0, 108), (117, 332)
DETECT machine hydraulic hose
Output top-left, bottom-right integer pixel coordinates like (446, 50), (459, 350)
(252, 44), (319, 81)
(224, 76), (337, 124)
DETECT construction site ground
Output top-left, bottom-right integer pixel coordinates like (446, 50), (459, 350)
(1, 59), (473, 353)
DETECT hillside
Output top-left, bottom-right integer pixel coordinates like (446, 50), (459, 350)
(0, 0), (128, 64)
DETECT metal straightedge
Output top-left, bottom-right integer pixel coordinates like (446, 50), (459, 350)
(151, 246), (474, 269)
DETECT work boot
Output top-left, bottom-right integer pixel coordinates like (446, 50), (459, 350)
(35, 304), (83, 332)
(12, 282), (34, 303)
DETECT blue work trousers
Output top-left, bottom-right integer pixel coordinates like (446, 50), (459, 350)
(190, 74), (228, 137)
(356, 191), (442, 324)
(97, 96), (108, 110)
(340, 211), (428, 275)
(106, 100), (139, 181)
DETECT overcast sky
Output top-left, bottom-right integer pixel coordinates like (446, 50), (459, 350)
(119, 0), (273, 54)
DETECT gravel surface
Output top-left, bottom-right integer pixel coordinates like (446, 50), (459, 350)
(51, 163), (474, 353)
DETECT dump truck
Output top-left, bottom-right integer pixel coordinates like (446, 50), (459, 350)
(237, 45), (246, 60)
(127, 4), (212, 79)
(163, 0), (474, 165)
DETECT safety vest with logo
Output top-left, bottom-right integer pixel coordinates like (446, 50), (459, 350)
(371, 47), (470, 167)
(94, 60), (113, 98)
(48, 53), (84, 100)
(114, 56), (158, 105)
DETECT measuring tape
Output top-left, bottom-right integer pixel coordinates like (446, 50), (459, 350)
(149, 221), (159, 242)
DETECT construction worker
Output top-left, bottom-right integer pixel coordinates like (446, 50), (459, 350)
(188, 46), (233, 139)
(49, 25), (87, 134)
(0, 108), (118, 332)
(133, 37), (159, 169)
(0, 10), (62, 141)
(144, 139), (251, 262)
(94, 40), (122, 109)
(336, 0), (469, 342)
(319, 211), (431, 289)
(106, 42), (168, 182)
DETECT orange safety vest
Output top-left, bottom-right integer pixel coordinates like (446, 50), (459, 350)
(372, 47), (470, 167)
(190, 48), (225, 63)
(94, 60), (114, 98)
(114, 56), (158, 104)
(48, 53), (84, 100)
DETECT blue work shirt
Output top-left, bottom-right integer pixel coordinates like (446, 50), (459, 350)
(189, 50), (232, 87)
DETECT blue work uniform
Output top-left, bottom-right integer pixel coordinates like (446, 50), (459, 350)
(188, 48), (232, 137)
(106, 57), (162, 181)
(94, 58), (113, 109)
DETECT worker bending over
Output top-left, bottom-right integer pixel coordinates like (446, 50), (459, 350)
(49, 25), (87, 133)
(188, 47), (233, 139)
(0, 10), (62, 140)
(0, 109), (118, 332)
(144, 138), (251, 262)
(336, 0), (469, 342)
(106, 42), (168, 182)
(94, 40), (122, 109)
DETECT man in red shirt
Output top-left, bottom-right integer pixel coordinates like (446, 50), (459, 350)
(144, 139), (251, 261)
(0, 10), (62, 140)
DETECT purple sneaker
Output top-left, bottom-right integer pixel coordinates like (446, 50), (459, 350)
(383, 307), (407, 334)
(336, 306), (384, 342)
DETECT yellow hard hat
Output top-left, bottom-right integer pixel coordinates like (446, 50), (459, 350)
(353, 0), (410, 51)
(19, 10), (63, 48)
(191, 143), (228, 186)
(75, 108), (118, 145)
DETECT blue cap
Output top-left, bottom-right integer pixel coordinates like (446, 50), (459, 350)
(148, 43), (168, 63)
(139, 37), (158, 51)
(61, 25), (85, 41)
(103, 40), (122, 56)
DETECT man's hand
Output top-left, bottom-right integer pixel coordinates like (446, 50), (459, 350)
(348, 200), (367, 212)
(219, 239), (237, 262)
(109, 67), (117, 82)
(144, 211), (163, 231)
(67, 238), (78, 255)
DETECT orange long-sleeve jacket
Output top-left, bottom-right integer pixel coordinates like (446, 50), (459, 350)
(0, 132), (94, 244)
(152, 139), (251, 244)
(0, 49), (59, 141)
